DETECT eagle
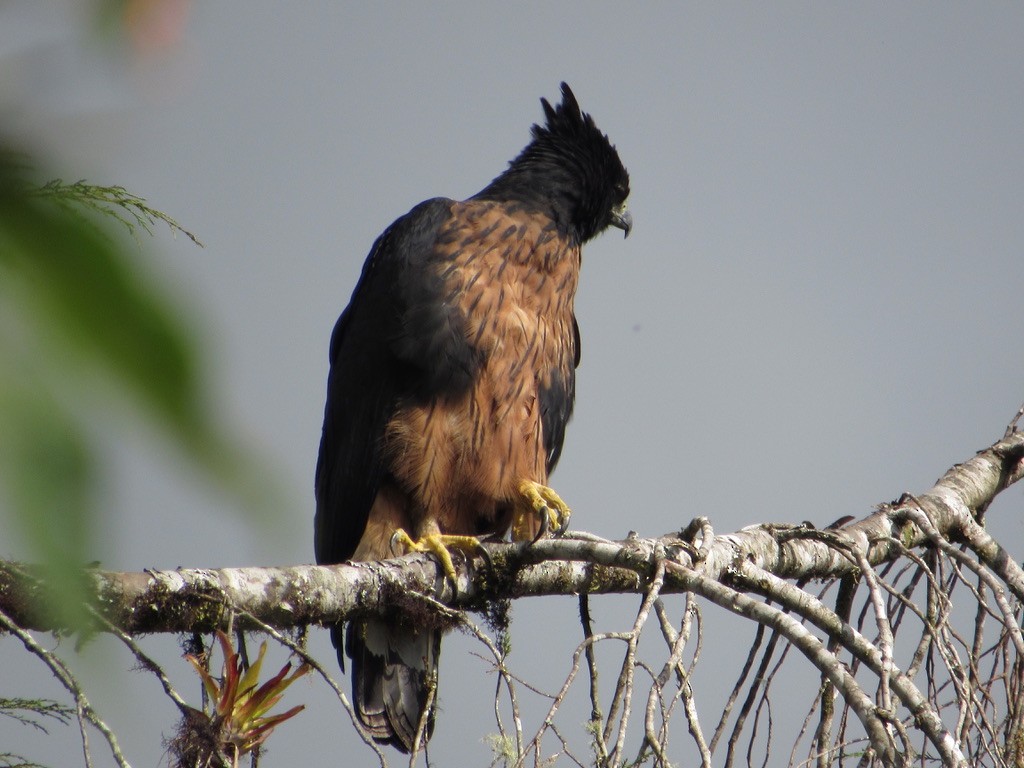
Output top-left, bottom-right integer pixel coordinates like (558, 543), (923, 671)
(314, 83), (630, 753)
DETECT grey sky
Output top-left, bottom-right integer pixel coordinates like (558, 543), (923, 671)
(3, 3), (1023, 766)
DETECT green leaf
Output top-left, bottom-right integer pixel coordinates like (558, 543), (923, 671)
(235, 640), (269, 707)
(0, 155), (286, 630)
(0, 180), (205, 444)
(184, 654), (222, 707)
(0, 383), (96, 629)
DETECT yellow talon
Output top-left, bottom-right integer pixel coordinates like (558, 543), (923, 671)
(512, 479), (571, 542)
(390, 529), (484, 583)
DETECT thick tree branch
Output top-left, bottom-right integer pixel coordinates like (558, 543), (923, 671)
(2, 429), (1022, 768)
(1, 431), (1022, 636)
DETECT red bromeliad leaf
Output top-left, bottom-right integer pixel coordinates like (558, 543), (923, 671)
(183, 630), (311, 759)
(184, 653), (220, 705)
(238, 704), (307, 752)
(235, 639), (268, 701)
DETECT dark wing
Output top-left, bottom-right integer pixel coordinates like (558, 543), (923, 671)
(314, 197), (478, 565)
(537, 312), (580, 475)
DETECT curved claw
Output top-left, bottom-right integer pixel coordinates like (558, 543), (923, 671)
(531, 502), (550, 544)
(474, 540), (494, 575)
(389, 528), (484, 593)
(553, 508), (571, 537)
(390, 528), (416, 558)
(515, 479), (572, 543)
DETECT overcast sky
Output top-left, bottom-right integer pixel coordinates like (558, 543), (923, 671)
(3, 3), (1024, 766)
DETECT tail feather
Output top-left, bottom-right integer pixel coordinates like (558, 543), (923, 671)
(337, 620), (440, 753)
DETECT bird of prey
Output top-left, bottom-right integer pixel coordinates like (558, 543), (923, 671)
(314, 82), (630, 753)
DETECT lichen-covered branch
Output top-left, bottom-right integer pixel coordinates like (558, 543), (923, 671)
(1, 432), (1021, 637)
(3, 430), (1023, 767)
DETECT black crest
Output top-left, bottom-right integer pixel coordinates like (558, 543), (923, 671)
(475, 83), (630, 243)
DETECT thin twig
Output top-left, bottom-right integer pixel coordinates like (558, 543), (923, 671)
(516, 631), (631, 768)
(853, 550), (895, 726)
(578, 593), (607, 764)
(710, 621), (766, 755)
(606, 559), (667, 766)
(215, 605), (387, 768)
(0, 608), (131, 768)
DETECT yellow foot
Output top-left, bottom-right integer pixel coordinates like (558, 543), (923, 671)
(390, 529), (485, 583)
(512, 479), (571, 542)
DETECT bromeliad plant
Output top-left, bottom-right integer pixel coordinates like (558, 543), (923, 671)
(182, 630), (310, 766)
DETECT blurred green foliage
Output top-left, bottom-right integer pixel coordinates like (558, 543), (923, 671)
(0, 155), (275, 629)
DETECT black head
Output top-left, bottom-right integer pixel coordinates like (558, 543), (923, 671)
(474, 83), (631, 244)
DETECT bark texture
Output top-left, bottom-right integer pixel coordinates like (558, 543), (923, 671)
(3, 431), (1021, 636)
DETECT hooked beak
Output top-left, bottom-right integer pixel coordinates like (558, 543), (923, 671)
(609, 204), (632, 238)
